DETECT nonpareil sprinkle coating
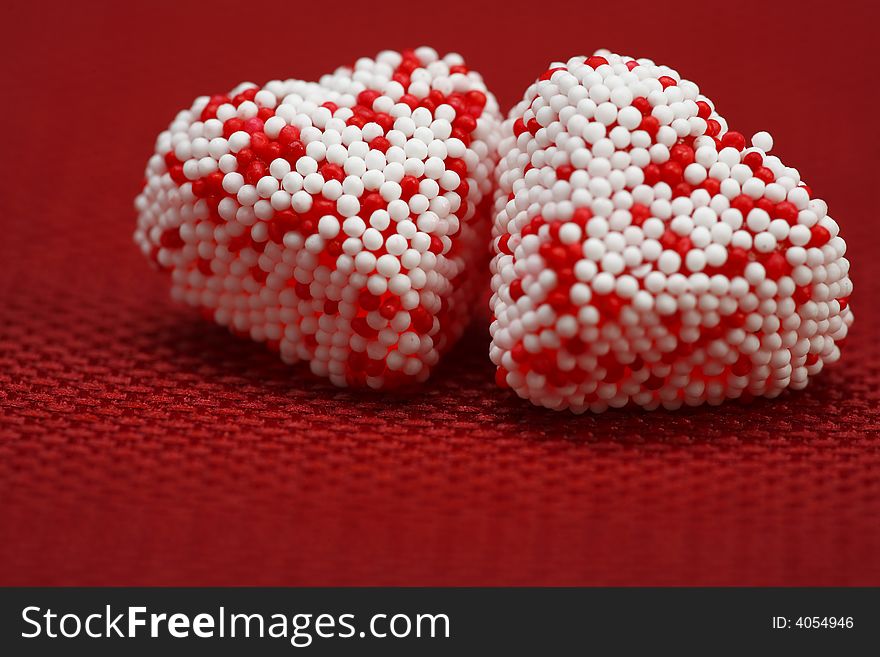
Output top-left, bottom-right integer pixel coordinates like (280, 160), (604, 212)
(489, 51), (853, 412)
(135, 48), (501, 388)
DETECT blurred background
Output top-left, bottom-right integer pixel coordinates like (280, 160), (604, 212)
(1, 0), (878, 585)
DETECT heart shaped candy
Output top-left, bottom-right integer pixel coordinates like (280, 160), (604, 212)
(136, 47), (500, 388)
(490, 51), (854, 412)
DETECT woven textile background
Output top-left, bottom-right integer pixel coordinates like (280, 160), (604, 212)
(2, 0), (878, 585)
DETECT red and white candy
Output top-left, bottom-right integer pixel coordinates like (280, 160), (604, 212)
(136, 47), (500, 388)
(490, 50), (854, 412)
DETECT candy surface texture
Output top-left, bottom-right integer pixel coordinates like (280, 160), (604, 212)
(490, 51), (853, 412)
(136, 48), (500, 388)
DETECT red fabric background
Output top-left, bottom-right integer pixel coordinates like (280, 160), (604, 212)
(2, 0), (878, 585)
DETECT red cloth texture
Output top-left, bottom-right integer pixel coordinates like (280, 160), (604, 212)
(1, 0), (878, 585)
